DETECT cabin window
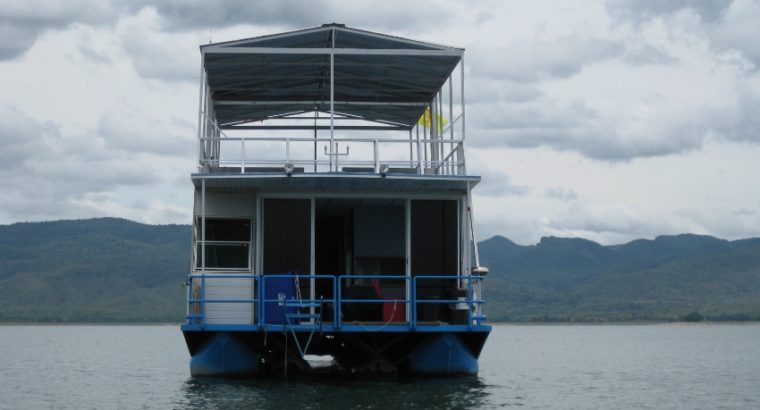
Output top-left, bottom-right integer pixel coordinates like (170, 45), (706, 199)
(195, 218), (251, 270)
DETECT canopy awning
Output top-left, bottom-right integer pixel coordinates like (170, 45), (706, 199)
(201, 24), (463, 129)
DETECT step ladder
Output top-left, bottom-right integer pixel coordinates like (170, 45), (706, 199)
(282, 276), (323, 357)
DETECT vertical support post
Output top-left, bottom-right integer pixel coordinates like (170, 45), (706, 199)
(197, 66), (206, 167)
(408, 129), (413, 168)
(336, 277), (342, 329)
(240, 138), (245, 173)
(467, 182), (480, 268)
(457, 197), (461, 280)
(373, 139), (379, 173)
(313, 109), (318, 173)
(440, 91), (445, 172)
(430, 95), (438, 172)
(201, 178), (206, 324)
(460, 57), (467, 175)
(423, 109), (428, 171)
(449, 76), (455, 175)
(256, 194), (263, 326)
(416, 124), (422, 174)
(405, 198), (412, 324)
(201, 179), (206, 273)
(329, 28), (336, 172)
(310, 197), (316, 322)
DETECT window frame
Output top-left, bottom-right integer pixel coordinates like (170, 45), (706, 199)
(194, 217), (253, 272)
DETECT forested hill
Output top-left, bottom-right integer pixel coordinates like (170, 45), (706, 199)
(480, 235), (760, 321)
(1, 218), (759, 322)
(0, 218), (191, 322)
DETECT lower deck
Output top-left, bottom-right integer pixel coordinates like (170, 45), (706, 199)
(182, 273), (488, 333)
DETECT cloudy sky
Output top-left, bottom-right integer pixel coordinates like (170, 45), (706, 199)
(1, 0), (759, 244)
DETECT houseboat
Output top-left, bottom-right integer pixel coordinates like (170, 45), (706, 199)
(181, 23), (491, 376)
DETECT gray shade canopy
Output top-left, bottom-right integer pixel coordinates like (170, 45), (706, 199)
(201, 23), (464, 129)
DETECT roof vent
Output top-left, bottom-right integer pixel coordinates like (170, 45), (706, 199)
(321, 23), (346, 28)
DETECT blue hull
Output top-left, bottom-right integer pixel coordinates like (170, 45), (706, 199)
(183, 329), (489, 377)
(189, 332), (262, 376)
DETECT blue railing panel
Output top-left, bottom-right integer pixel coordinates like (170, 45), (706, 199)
(185, 273), (487, 330)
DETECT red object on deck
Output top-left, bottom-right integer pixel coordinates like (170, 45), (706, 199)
(383, 299), (406, 322)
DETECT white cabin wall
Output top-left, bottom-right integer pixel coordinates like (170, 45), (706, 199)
(193, 187), (257, 325)
(202, 277), (256, 324)
(193, 188), (256, 217)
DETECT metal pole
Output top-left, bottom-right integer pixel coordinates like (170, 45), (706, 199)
(460, 57), (466, 143)
(449, 75), (454, 175)
(467, 182), (480, 268)
(329, 28), (335, 172)
(201, 179), (206, 273)
(310, 197), (315, 321)
(314, 108), (318, 172)
(416, 123), (422, 174)
(408, 129), (413, 168)
(405, 198), (412, 323)
(460, 58), (467, 175)
(423, 106), (428, 170)
(439, 89), (444, 171)
(197, 66), (205, 166)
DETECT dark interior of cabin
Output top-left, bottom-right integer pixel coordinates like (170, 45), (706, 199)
(260, 197), (460, 324)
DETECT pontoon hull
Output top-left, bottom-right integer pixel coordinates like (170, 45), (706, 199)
(182, 329), (490, 377)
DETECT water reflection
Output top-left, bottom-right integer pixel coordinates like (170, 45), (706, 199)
(177, 375), (490, 409)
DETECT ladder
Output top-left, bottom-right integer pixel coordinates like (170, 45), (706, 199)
(283, 276), (323, 357)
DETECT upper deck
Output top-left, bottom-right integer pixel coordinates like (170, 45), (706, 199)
(195, 24), (475, 191)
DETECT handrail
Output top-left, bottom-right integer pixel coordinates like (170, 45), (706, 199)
(185, 273), (486, 328)
(198, 135), (466, 176)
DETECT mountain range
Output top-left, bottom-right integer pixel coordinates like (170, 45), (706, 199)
(1, 218), (759, 322)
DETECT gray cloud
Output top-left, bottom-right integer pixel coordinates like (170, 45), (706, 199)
(544, 188), (579, 202)
(97, 106), (196, 157)
(0, 1), (122, 60)
(116, 25), (199, 82)
(607, 0), (760, 67)
(540, 202), (679, 244)
(471, 35), (621, 82)
(475, 171), (529, 198)
(621, 43), (678, 66)
(129, 0), (451, 32)
(606, 0), (734, 24)
(0, 103), (160, 222)
(468, 82), (760, 161)
(77, 43), (113, 65)
(709, 1), (760, 67)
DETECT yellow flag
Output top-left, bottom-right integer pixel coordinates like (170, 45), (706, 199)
(418, 107), (448, 130)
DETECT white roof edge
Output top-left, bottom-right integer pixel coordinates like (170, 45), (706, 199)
(199, 24), (464, 53)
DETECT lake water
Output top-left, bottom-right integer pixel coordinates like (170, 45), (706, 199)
(1, 324), (759, 409)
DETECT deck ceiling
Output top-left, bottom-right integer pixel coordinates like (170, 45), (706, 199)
(201, 24), (463, 129)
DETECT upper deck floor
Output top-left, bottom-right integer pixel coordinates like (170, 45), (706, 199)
(195, 24), (473, 180)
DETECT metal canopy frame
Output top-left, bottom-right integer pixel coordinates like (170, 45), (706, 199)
(199, 23), (463, 130)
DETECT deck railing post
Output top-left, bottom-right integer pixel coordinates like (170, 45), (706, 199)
(411, 276), (417, 329)
(241, 138), (245, 173)
(336, 276), (342, 329)
(373, 139), (379, 173)
(200, 273), (206, 326)
(285, 138), (290, 164)
(468, 277), (473, 329)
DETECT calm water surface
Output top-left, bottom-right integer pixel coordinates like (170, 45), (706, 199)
(1, 324), (759, 409)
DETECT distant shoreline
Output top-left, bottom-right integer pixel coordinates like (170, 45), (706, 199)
(2, 321), (759, 326)
(0, 322), (182, 326)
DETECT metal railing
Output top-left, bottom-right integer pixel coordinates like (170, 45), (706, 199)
(198, 136), (466, 176)
(185, 273), (486, 329)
